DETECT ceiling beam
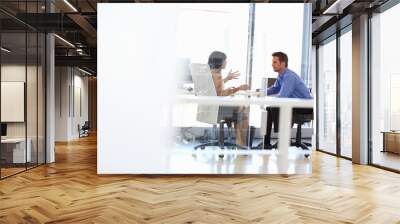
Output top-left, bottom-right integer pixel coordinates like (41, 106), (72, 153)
(67, 13), (97, 39)
(55, 55), (96, 69)
(322, 0), (356, 14)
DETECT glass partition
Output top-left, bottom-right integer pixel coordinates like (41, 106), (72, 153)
(0, 31), (28, 177)
(0, 2), (46, 179)
(171, 4), (313, 173)
(97, 3), (313, 175)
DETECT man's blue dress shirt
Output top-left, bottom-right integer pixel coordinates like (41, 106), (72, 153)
(266, 68), (313, 99)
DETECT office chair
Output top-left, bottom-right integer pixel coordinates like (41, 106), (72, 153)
(194, 117), (243, 150)
(256, 108), (313, 159)
(79, 121), (90, 138)
(255, 79), (313, 156)
(190, 63), (246, 158)
(291, 88), (314, 149)
(290, 109), (313, 149)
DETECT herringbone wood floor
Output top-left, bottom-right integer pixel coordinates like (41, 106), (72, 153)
(1, 135), (400, 224)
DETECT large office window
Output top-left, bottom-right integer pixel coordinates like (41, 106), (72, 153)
(251, 4), (304, 89)
(173, 4), (250, 128)
(316, 27), (352, 159)
(174, 4), (310, 128)
(339, 28), (352, 158)
(250, 4), (306, 127)
(370, 3), (400, 171)
(176, 4), (249, 87)
(317, 36), (337, 154)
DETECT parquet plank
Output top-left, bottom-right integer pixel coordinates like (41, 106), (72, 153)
(0, 135), (400, 223)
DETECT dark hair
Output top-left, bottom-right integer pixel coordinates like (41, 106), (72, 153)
(208, 51), (226, 69)
(272, 52), (288, 67)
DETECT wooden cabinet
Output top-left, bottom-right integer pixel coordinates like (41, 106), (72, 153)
(382, 132), (400, 154)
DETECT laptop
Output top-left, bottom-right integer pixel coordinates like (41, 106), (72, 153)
(1, 123), (7, 140)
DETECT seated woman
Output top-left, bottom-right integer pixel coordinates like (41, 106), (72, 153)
(208, 51), (250, 147)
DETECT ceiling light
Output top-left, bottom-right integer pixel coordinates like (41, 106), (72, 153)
(63, 0), (78, 12)
(76, 48), (85, 55)
(322, 0), (354, 15)
(1, 47), (11, 53)
(54, 34), (75, 48)
(78, 67), (93, 76)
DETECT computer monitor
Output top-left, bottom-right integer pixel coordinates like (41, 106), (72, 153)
(267, 78), (277, 88)
(1, 123), (7, 137)
(176, 57), (192, 84)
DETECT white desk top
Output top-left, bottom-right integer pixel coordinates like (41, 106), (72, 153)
(175, 95), (314, 108)
(1, 138), (28, 143)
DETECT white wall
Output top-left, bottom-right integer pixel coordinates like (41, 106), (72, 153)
(55, 67), (69, 141)
(55, 67), (89, 141)
(98, 4), (178, 174)
(71, 72), (89, 138)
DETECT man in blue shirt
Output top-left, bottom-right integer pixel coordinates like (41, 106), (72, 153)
(267, 52), (312, 99)
(262, 52), (313, 149)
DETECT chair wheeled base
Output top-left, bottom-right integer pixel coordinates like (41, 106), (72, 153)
(194, 141), (246, 150)
(193, 120), (249, 155)
(290, 141), (312, 150)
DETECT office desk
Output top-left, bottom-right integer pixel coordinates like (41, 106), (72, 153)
(175, 95), (314, 168)
(1, 138), (32, 164)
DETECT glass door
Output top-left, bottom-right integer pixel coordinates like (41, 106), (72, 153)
(317, 36), (337, 155)
(0, 1), (47, 179)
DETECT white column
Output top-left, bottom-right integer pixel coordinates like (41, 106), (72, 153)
(55, 67), (74, 141)
(45, 1), (56, 163)
(46, 33), (55, 163)
(301, 3), (312, 84)
(352, 14), (369, 164)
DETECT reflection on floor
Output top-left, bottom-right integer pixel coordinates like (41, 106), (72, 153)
(0, 162), (40, 178)
(373, 151), (400, 171)
(0, 167), (25, 178)
(170, 140), (312, 174)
